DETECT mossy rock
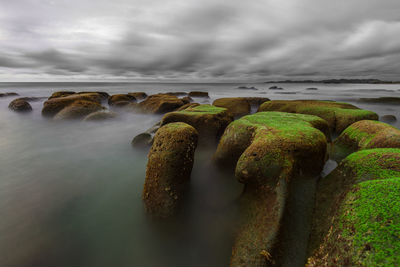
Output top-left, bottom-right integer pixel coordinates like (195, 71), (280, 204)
(42, 93), (102, 117)
(213, 97), (270, 117)
(127, 92), (148, 100)
(188, 91), (209, 98)
(138, 94), (184, 114)
(333, 120), (400, 160)
(143, 122), (198, 218)
(108, 94), (136, 106)
(214, 112), (329, 266)
(307, 148), (400, 266)
(48, 91), (76, 99)
(77, 91), (110, 101)
(165, 92), (187, 96)
(175, 103), (200, 111)
(0, 92), (19, 97)
(161, 104), (233, 143)
(53, 100), (103, 120)
(258, 100), (378, 133)
(359, 97), (400, 104)
(131, 132), (153, 148)
(8, 98), (32, 112)
(380, 114), (397, 124)
(83, 110), (117, 121)
(180, 96), (193, 104)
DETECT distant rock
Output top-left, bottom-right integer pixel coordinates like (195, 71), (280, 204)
(188, 91), (209, 97)
(18, 97), (47, 102)
(359, 97), (400, 104)
(8, 99), (32, 112)
(128, 92), (148, 100)
(0, 92), (19, 97)
(269, 86), (283, 90)
(237, 86), (258, 90)
(108, 94), (137, 106)
(380, 115), (397, 124)
(42, 93), (103, 117)
(53, 100), (103, 120)
(165, 92), (188, 96)
(138, 94), (184, 113)
(306, 87), (318, 90)
(48, 91), (76, 99)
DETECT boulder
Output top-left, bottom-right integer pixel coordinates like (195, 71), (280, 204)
(181, 96), (193, 104)
(83, 110), (117, 121)
(131, 133), (153, 148)
(77, 91), (110, 101)
(381, 114), (397, 124)
(188, 91), (209, 98)
(48, 91), (76, 99)
(359, 97), (400, 104)
(8, 99), (32, 112)
(108, 94), (136, 106)
(213, 97), (270, 117)
(18, 97), (47, 102)
(0, 92), (19, 97)
(138, 94), (184, 114)
(214, 112), (329, 266)
(258, 100), (378, 133)
(269, 86), (283, 90)
(306, 88), (318, 90)
(42, 93), (102, 117)
(333, 120), (400, 160)
(165, 92), (187, 96)
(175, 103), (200, 111)
(128, 92), (148, 100)
(53, 100), (103, 120)
(143, 122), (198, 218)
(307, 148), (400, 266)
(161, 104), (233, 143)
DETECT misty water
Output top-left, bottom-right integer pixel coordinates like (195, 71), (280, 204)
(0, 82), (399, 267)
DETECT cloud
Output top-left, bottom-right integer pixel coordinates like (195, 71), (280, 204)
(1, 0), (400, 81)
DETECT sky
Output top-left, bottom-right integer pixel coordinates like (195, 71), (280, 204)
(1, 0), (400, 82)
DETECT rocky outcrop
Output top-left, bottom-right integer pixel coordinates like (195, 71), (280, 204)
(214, 112), (329, 266)
(53, 100), (103, 120)
(42, 93), (102, 117)
(143, 122), (198, 218)
(8, 99), (32, 112)
(188, 91), (209, 98)
(138, 94), (185, 113)
(258, 100), (378, 133)
(108, 94), (137, 106)
(333, 120), (400, 160)
(161, 104), (233, 143)
(213, 97), (270, 117)
(307, 148), (400, 266)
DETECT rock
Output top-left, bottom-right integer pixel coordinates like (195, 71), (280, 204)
(213, 97), (270, 117)
(359, 97), (400, 104)
(269, 86), (283, 90)
(161, 104), (233, 143)
(0, 92), (19, 97)
(53, 100), (103, 120)
(48, 91), (76, 99)
(306, 87), (318, 90)
(138, 94), (185, 114)
(83, 110), (117, 121)
(333, 120), (400, 160)
(110, 101), (132, 107)
(42, 93), (102, 117)
(77, 91), (110, 101)
(214, 112), (329, 266)
(108, 94), (136, 106)
(165, 92), (188, 96)
(175, 103), (200, 111)
(18, 97), (47, 102)
(307, 148), (400, 266)
(258, 100), (378, 133)
(143, 122), (198, 218)
(237, 86), (258, 90)
(188, 91), (209, 98)
(181, 96), (193, 104)
(128, 92), (148, 100)
(131, 133), (153, 148)
(8, 99), (32, 112)
(380, 114), (397, 124)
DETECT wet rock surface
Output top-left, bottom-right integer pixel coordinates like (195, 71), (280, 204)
(8, 98), (33, 112)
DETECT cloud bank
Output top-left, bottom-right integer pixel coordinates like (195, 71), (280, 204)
(1, 0), (400, 81)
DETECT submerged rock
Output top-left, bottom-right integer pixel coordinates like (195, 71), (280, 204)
(269, 86), (283, 90)
(131, 133), (153, 148)
(308, 148), (400, 266)
(53, 100), (103, 120)
(188, 91), (209, 98)
(8, 99), (32, 112)
(359, 96), (400, 104)
(138, 94), (184, 114)
(258, 100), (378, 133)
(333, 120), (400, 160)
(237, 86), (258, 90)
(213, 97), (270, 117)
(165, 92), (187, 96)
(380, 114), (397, 124)
(42, 93), (102, 117)
(143, 122), (198, 218)
(161, 104), (233, 143)
(214, 112), (329, 266)
(83, 110), (117, 121)
(306, 87), (318, 90)
(108, 94), (136, 106)
(0, 92), (19, 97)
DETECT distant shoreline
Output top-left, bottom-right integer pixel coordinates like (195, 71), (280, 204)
(264, 79), (400, 84)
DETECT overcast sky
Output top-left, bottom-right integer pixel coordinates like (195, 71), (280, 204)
(1, 0), (400, 81)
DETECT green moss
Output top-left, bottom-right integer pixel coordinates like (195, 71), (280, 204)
(338, 178), (400, 266)
(177, 104), (227, 115)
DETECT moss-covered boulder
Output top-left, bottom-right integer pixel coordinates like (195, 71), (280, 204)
(8, 98), (32, 112)
(214, 112), (329, 266)
(53, 100), (103, 120)
(160, 104), (233, 143)
(48, 91), (76, 99)
(188, 91), (209, 98)
(108, 94), (136, 106)
(165, 92), (187, 96)
(128, 92), (147, 100)
(333, 120), (400, 160)
(258, 100), (378, 133)
(307, 148), (400, 266)
(143, 122), (198, 218)
(213, 97), (270, 117)
(42, 93), (102, 117)
(138, 94), (184, 113)
(77, 91), (110, 101)
(359, 97), (400, 104)
(83, 110), (117, 121)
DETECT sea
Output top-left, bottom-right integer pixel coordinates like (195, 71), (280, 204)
(0, 82), (399, 267)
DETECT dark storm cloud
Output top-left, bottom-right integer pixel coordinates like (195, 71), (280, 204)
(1, 0), (400, 80)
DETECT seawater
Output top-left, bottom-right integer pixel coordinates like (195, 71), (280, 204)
(0, 82), (399, 267)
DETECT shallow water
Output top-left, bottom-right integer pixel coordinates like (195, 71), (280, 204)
(0, 82), (399, 266)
